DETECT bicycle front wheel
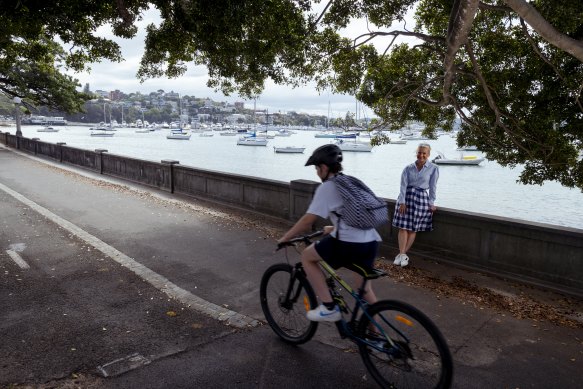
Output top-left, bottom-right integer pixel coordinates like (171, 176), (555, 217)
(358, 300), (453, 389)
(259, 263), (318, 344)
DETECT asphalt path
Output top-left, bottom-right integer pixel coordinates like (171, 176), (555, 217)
(0, 145), (581, 388)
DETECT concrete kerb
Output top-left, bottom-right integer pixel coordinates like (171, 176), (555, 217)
(0, 179), (259, 330)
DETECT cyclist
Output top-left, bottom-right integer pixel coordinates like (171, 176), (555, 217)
(278, 144), (382, 322)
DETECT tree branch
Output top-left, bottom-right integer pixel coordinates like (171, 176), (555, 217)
(444, 0), (480, 102)
(519, 17), (565, 82)
(313, 1), (333, 27)
(353, 30), (445, 49)
(504, 0), (583, 62)
(466, 41), (552, 158)
(576, 82), (583, 112)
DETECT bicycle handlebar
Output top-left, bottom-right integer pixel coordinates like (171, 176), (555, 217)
(276, 230), (324, 250)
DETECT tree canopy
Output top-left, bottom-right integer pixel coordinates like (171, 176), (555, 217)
(0, 0), (147, 111)
(2, 0), (582, 190)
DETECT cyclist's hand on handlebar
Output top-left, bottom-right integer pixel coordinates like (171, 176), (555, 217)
(276, 237), (291, 251)
(275, 230), (325, 251)
(323, 225), (334, 235)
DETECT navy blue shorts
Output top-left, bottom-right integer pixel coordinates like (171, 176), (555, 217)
(314, 235), (379, 272)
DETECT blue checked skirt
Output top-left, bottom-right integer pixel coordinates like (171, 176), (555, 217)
(392, 187), (433, 232)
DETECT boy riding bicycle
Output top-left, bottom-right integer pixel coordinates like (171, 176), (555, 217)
(278, 144), (382, 322)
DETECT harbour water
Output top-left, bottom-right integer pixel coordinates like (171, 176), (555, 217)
(4, 125), (583, 230)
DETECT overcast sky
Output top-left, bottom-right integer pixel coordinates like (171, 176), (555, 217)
(69, 7), (414, 119)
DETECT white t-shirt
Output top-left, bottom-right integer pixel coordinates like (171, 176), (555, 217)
(307, 180), (382, 243)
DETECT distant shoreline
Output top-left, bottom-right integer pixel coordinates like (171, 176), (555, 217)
(20, 122), (95, 127)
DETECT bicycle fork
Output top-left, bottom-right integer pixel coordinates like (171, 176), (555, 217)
(280, 264), (307, 310)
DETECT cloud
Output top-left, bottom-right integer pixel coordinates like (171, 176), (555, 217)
(68, 6), (414, 118)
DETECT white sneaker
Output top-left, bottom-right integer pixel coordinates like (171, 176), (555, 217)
(400, 254), (410, 267)
(306, 304), (342, 322)
(393, 254), (404, 265)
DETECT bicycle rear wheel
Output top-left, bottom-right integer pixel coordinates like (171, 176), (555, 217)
(357, 300), (453, 389)
(260, 263), (318, 344)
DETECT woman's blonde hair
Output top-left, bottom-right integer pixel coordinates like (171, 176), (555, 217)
(418, 142), (431, 151)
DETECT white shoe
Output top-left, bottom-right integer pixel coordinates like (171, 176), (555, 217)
(393, 254), (404, 265)
(400, 254), (410, 267)
(306, 304), (342, 322)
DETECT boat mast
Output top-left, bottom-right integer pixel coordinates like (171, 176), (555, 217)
(327, 90), (330, 129)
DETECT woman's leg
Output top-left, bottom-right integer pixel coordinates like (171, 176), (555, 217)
(398, 229), (417, 267)
(301, 243), (332, 303)
(405, 231), (417, 253)
(398, 228), (409, 254)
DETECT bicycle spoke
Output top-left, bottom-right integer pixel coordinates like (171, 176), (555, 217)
(260, 263), (318, 344)
(358, 300), (453, 389)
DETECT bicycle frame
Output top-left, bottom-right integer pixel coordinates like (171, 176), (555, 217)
(317, 261), (402, 352)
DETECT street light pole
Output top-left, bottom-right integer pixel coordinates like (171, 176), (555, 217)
(13, 97), (22, 137)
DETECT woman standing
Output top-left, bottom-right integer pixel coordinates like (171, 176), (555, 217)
(393, 143), (439, 267)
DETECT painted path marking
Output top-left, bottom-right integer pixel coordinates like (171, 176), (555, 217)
(6, 249), (30, 269)
(0, 181), (258, 328)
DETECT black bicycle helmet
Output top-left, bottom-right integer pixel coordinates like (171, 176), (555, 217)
(305, 144), (343, 167)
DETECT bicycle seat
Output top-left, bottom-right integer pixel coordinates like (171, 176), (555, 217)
(345, 263), (387, 279)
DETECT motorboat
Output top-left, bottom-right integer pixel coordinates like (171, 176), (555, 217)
(26, 116), (67, 125)
(274, 129), (292, 137)
(167, 133), (191, 140)
(389, 139), (407, 144)
(432, 152), (485, 165)
(456, 145), (479, 151)
(237, 134), (268, 146)
(335, 133), (357, 139)
(255, 130), (275, 139)
(90, 124), (114, 131)
(314, 131), (337, 138)
(401, 129), (429, 140)
(37, 126), (59, 132)
(90, 129), (115, 137)
(335, 139), (372, 152)
(273, 146), (305, 154)
(220, 130), (238, 136)
(237, 137), (268, 146)
(135, 128), (150, 133)
(199, 132), (214, 137)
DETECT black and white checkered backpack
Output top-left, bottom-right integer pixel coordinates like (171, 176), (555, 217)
(331, 173), (389, 229)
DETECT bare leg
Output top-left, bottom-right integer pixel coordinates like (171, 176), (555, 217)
(398, 229), (409, 254)
(357, 275), (380, 333)
(405, 231), (417, 253)
(301, 243), (332, 303)
(363, 278), (377, 304)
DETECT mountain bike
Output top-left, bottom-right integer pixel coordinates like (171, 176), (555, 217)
(259, 231), (453, 389)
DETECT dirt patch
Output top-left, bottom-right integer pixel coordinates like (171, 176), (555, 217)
(376, 261), (583, 329)
(7, 373), (104, 389)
